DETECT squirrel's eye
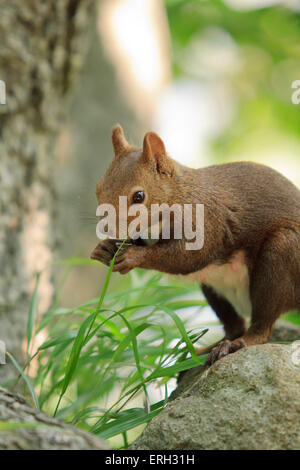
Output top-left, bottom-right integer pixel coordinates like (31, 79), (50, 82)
(132, 191), (145, 204)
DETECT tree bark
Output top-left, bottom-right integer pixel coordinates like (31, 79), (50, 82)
(0, 386), (109, 449)
(0, 0), (95, 381)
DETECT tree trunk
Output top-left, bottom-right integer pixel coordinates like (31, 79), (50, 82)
(0, 386), (109, 449)
(0, 0), (95, 382)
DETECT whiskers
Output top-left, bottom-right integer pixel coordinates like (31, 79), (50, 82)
(79, 212), (99, 226)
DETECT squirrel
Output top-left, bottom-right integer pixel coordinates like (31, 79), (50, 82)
(91, 124), (300, 365)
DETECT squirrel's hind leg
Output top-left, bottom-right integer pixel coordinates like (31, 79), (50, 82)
(206, 229), (298, 365)
(194, 284), (246, 360)
(202, 284), (246, 341)
(239, 229), (297, 348)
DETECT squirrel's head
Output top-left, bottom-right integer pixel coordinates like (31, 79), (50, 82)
(96, 125), (178, 240)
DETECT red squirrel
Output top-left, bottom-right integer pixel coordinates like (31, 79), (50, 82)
(91, 125), (300, 364)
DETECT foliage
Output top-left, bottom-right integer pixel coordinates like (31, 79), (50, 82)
(7, 253), (211, 448)
(165, 0), (300, 169)
(7, 253), (300, 448)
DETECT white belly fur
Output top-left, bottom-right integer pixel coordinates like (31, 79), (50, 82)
(188, 250), (252, 317)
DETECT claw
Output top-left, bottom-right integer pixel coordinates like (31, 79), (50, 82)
(90, 239), (118, 266)
(205, 338), (246, 366)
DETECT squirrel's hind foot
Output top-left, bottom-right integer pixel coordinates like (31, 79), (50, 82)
(205, 337), (246, 366)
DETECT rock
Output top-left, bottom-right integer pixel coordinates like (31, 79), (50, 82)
(271, 320), (300, 342)
(130, 344), (300, 450)
(0, 387), (110, 450)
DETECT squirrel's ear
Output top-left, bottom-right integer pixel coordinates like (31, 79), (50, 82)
(112, 125), (129, 157)
(141, 132), (174, 176)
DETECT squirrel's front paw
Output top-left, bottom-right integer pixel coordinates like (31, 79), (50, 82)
(90, 239), (118, 266)
(113, 246), (145, 275)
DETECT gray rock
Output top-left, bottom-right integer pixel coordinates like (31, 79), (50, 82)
(0, 387), (110, 450)
(271, 320), (300, 342)
(131, 344), (300, 450)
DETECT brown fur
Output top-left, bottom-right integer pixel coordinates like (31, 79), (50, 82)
(91, 125), (300, 364)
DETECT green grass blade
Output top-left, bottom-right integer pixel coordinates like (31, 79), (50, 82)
(157, 305), (200, 363)
(95, 407), (163, 439)
(26, 273), (41, 359)
(0, 422), (39, 431)
(54, 240), (128, 416)
(38, 332), (77, 350)
(53, 313), (95, 415)
(165, 300), (207, 310)
(7, 352), (39, 409)
(148, 356), (206, 380)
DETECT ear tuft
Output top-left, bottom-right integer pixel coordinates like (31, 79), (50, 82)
(112, 125), (129, 157)
(141, 131), (174, 176)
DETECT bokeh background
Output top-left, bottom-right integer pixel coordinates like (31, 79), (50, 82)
(56, 0), (300, 308)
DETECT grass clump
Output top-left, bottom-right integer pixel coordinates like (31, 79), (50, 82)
(8, 250), (211, 448)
